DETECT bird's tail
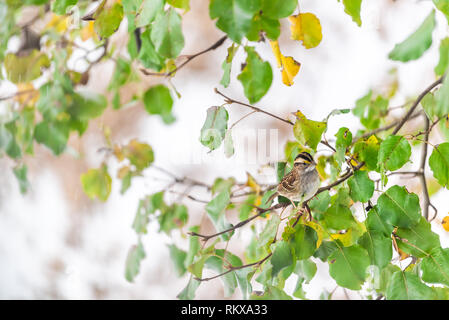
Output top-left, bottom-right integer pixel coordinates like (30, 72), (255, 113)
(266, 191), (279, 205)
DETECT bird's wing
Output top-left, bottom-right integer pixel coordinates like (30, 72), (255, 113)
(278, 170), (300, 194)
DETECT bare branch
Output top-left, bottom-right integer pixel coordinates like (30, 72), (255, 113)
(141, 36), (227, 77)
(194, 253), (272, 282)
(214, 88), (295, 126)
(392, 77), (443, 135)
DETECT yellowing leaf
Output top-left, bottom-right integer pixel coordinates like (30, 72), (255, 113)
(305, 220), (324, 249)
(81, 21), (96, 41)
(289, 13), (323, 49)
(331, 230), (353, 247)
(46, 14), (69, 33)
(269, 40), (301, 86)
(442, 216), (449, 232)
(246, 172), (261, 194)
(15, 83), (39, 105)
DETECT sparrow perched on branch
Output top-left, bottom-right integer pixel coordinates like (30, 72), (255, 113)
(267, 152), (320, 210)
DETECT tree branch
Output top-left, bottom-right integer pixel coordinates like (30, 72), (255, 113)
(214, 88), (294, 126)
(188, 202), (289, 242)
(392, 77), (443, 135)
(420, 117), (431, 220)
(141, 36), (227, 77)
(194, 252), (272, 282)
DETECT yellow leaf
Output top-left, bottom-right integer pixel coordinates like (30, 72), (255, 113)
(442, 216), (449, 232)
(15, 83), (39, 105)
(246, 172), (261, 194)
(269, 40), (301, 86)
(305, 220), (324, 249)
(81, 21), (96, 41)
(117, 165), (130, 179)
(330, 230), (353, 247)
(289, 13), (323, 49)
(46, 14), (69, 33)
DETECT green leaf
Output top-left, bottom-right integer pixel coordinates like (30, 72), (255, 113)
(324, 203), (355, 230)
(205, 190), (233, 240)
(261, 0), (295, 19)
(293, 111), (327, 150)
(94, 2), (124, 38)
(388, 10), (435, 62)
(340, 0), (362, 26)
(209, 0), (260, 43)
(168, 0), (190, 11)
(80, 164), (112, 202)
(69, 92), (108, 121)
(436, 78), (449, 121)
(365, 206), (394, 237)
(421, 92), (437, 120)
(151, 8), (184, 58)
(352, 135), (380, 171)
(357, 231), (392, 270)
(328, 245), (370, 290)
(122, 0), (143, 31)
(199, 106), (229, 151)
(177, 278), (201, 300)
(132, 192), (165, 234)
(204, 250), (239, 297)
(270, 241), (294, 278)
(250, 285), (292, 300)
(335, 127), (352, 165)
(4, 50), (50, 84)
(220, 44), (237, 88)
(237, 46), (273, 103)
(143, 84), (174, 123)
(433, 0), (449, 24)
(52, 0), (77, 15)
(13, 164), (29, 194)
(158, 204), (188, 234)
(125, 241), (146, 282)
(429, 142), (449, 188)
(246, 14), (280, 41)
(223, 129), (234, 158)
(0, 122), (21, 159)
(289, 224), (318, 260)
(258, 214), (281, 246)
(293, 259), (317, 299)
(308, 190), (331, 215)
(135, 0), (164, 27)
(34, 120), (70, 155)
(395, 217), (440, 258)
(313, 240), (338, 262)
(378, 135), (411, 171)
(352, 90), (372, 118)
(421, 247), (449, 286)
(168, 244), (187, 277)
(138, 29), (165, 71)
(435, 37), (449, 76)
(348, 170), (374, 203)
(377, 185), (421, 228)
(386, 271), (435, 300)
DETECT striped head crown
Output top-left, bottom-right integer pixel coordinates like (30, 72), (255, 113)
(294, 152), (315, 166)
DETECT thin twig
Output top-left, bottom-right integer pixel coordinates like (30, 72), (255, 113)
(352, 112), (422, 144)
(141, 36), (227, 77)
(214, 88), (294, 126)
(189, 203), (289, 241)
(420, 117), (431, 220)
(392, 77), (444, 135)
(194, 252), (272, 282)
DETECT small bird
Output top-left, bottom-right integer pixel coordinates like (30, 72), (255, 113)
(267, 152), (320, 210)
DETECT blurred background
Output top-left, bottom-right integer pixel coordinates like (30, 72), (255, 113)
(0, 0), (448, 299)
